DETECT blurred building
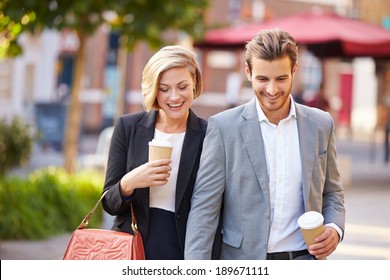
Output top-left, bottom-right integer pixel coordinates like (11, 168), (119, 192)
(1, 0), (389, 140)
(0, 27), (108, 135)
(357, 0), (390, 133)
(192, 0), (390, 138)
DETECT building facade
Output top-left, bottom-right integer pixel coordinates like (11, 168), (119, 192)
(2, 0), (389, 140)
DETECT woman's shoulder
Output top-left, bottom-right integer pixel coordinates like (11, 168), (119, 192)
(119, 111), (148, 123)
(189, 109), (208, 130)
(198, 117), (207, 129)
(117, 110), (159, 129)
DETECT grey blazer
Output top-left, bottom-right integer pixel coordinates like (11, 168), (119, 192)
(185, 97), (345, 260)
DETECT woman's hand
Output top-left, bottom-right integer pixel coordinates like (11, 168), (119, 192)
(120, 159), (172, 196)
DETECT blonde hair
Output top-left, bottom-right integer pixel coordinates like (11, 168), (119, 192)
(141, 45), (203, 112)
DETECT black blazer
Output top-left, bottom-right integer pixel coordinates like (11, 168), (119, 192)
(102, 109), (221, 258)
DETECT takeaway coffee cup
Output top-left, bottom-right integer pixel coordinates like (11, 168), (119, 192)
(298, 211), (325, 248)
(148, 139), (173, 161)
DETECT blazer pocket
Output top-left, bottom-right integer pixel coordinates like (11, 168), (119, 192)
(222, 226), (243, 248)
(316, 151), (327, 165)
(313, 152), (327, 185)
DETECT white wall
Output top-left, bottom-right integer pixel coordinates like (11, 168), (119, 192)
(351, 58), (378, 133)
(11, 30), (60, 119)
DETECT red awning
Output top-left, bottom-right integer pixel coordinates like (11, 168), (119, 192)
(197, 11), (390, 58)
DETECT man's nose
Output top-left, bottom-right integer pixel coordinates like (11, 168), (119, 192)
(266, 81), (278, 95)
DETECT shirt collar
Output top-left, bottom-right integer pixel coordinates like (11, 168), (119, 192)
(256, 95), (296, 123)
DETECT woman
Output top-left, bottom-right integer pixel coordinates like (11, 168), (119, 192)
(102, 46), (220, 260)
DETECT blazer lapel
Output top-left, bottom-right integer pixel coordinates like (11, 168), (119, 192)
(134, 110), (158, 214)
(239, 98), (270, 197)
(175, 109), (203, 210)
(295, 103), (317, 208)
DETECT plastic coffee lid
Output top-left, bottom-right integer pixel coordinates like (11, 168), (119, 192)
(298, 211), (324, 229)
(148, 139), (173, 148)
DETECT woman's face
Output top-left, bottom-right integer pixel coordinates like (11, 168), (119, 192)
(156, 66), (194, 123)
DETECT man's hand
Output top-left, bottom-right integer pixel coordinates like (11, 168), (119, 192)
(308, 227), (340, 259)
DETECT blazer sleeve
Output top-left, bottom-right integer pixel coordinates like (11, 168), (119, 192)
(185, 116), (226, 259)
(322, 113), (346, 239)
(101, 117), (132, 215)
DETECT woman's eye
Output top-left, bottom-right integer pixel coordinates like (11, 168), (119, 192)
(159, 88), (169, 92)
(179, 85), (188, 90)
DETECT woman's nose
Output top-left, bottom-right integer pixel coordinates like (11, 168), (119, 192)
(169, 89), (180, 100)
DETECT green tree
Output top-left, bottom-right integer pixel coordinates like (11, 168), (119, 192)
(0, 0), (208, 173)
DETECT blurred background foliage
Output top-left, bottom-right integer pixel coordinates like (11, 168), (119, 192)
(0, 167), (104, 240)
(0, 0), (208, 58)
(0, 117), (36, 177)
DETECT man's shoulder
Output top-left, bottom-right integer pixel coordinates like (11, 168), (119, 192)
(297, 103), (330, 119)
(296, 103), (334, 131)
(212, 103), (246, 120)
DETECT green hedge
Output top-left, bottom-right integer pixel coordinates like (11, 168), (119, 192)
(0, 117), (36, 177)
(0, 167), (105, 240)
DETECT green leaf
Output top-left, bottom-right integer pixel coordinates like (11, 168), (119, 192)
(1, 0), (209, 57)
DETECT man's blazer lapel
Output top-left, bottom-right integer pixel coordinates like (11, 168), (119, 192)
(239, 98), (270, 196)
(295, 103), (317, 208)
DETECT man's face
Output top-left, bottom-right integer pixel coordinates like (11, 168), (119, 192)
(245, 56), (297, 122)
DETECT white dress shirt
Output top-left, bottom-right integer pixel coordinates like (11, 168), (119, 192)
(256, 97), (307, 252)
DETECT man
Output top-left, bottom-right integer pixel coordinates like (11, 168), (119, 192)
(185, 28), (345, 260)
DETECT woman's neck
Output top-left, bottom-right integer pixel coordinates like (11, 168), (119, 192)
(155, 110), (188, 133)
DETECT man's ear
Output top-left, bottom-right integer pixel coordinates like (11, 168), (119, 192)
(245, 63), (252, 81)
(292, 63), (298, 76)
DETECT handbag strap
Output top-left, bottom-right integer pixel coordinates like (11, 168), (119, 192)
(77, 190), (139, 236)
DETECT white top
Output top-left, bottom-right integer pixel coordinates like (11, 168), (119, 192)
(256, 97), (306, 252)
(149, 128), (186, 213)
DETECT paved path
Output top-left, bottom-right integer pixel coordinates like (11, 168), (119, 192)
(0, 234), (71, 260)
(329, 164), (390, 259)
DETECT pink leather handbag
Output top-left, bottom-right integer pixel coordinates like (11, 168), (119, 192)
(63, 191), (145, 260)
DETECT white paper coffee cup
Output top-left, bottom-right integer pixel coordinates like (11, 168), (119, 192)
(298, 211), (325, 247)
(148, 139), (173, 161)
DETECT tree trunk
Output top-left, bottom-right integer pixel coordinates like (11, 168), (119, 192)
(63, 31), (87, 174)
(114, 35), (129, 123)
